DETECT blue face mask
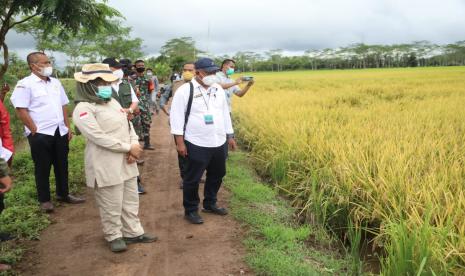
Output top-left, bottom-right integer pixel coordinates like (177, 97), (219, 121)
(97, 86), (113, 99)
(226, 68), (235, 76)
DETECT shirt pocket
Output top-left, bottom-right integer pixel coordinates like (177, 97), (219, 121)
(30, 87), (49, 108)
(96, 110), (124, 133)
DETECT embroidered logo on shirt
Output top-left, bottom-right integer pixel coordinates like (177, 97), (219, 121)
(79, 112), (89, 119)
(194, 93), (202, 98)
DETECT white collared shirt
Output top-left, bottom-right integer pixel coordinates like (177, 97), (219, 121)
(216, 71), (240, 112)
(10, 73), (69, 136)
(111, 79), (139, 103)
(170, 79), (234, 148)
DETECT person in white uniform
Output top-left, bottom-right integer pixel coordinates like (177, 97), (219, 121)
(10, 52), (84, 212)
(170, 58), (237, 224)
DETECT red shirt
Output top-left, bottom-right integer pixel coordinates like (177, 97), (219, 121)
(0, 100), (14, 153)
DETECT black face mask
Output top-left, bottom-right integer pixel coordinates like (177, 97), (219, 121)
(136, 67), (145, 73)
(123, 68), (130, 76)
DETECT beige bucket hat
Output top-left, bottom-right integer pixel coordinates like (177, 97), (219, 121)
(74, 63), (118, 83)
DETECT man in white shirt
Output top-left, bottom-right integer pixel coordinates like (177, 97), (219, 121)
(170, 58), (236, 224)
(216, 59), (255, 112)
(10, 52), (85, 212)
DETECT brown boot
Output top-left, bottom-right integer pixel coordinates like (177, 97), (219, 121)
(40, 201), (54, 213)
(0, 263), (11, 272)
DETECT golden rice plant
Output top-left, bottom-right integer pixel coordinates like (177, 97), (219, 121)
(233, 67), (465, 274)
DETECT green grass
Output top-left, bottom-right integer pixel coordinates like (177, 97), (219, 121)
(0, 136), (86, 274)
(225, 151), (352, 275)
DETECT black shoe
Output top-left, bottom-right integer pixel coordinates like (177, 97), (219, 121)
(40, 201), (54, 213)
(0, 232), (14, 242)
(138, 183), (146, 194)
(184, 211), (204, 224)
(56, 194), (85, 204)
(143, 136), (155, 150)
(202, 205), (228, 216)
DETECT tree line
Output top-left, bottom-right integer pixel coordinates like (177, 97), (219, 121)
(1, 1), (465, 83)
(218, 41), (465, 72)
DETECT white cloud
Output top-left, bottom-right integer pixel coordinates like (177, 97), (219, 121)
(5, 0), (465, 67)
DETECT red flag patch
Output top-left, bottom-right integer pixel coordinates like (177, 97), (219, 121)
(79, 112), (89, 119)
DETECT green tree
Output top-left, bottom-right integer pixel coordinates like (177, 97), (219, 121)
(0, 0), (121, 80)
(160, 37), (203, 70)
(17, 18), (142, 72)
(85, 23), (144, 62)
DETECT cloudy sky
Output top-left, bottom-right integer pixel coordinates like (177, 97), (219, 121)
(6, 0), (465, 66)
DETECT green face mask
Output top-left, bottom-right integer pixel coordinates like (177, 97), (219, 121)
(226, 68), (235, 76)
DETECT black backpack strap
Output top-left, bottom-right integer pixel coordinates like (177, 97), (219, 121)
(183, 81), (194, 135)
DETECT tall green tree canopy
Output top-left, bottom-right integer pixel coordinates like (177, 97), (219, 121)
(160, 37), (203, 70)
(18, 18), (144, 71)
(0, 0), (121, 79)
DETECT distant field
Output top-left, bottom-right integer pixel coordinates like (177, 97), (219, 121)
(233, 67), (465, 274)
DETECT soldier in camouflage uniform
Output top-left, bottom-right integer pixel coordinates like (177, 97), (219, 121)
(134, 60), (154, 150)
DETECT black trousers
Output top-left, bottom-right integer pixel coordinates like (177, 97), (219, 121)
(0, 193), (4, 213)
(27, 128), (69, 203)
(183, 141), (228, 213)
(177, 154), (189, 180)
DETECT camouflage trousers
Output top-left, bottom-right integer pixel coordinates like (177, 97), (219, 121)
(140, 110), (152, 138)
(131, 115), (143, 140)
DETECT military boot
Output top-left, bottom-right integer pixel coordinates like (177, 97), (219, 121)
(143, 136), (154, 150)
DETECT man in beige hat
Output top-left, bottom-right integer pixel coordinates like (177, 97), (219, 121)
(73, 63), (157, 252)
(10, 52), (84, 212)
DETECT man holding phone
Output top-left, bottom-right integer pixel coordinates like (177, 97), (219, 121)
(216, 59), (255, 112)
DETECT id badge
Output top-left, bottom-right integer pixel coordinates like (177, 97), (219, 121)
(204, 114), (214, 125)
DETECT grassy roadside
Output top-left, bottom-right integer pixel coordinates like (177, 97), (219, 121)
(0, 136), (86, 275)
(225, 151), (352, 275)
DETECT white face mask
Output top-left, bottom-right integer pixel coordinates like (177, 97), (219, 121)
(113, 69), (124, 80)
(202, 74), (220, 86)
(39, 66), (53, 77)
(146, 72), (153, 77)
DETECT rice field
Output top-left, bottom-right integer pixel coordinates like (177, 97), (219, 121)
(233, 67), (465, 275)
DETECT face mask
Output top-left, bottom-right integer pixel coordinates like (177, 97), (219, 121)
(136, 67), (145, 73)
(202, 74), (220, 86)
(146, 72), (153, 77)
(113, 69), (124, 80)
(97, 86), (113, 99)
(226, 68), (235, 76)
(38, 66), (53, 77)
(182, 71), (194, 81)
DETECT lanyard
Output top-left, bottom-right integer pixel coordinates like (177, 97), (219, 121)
(199, 87), (215, 111)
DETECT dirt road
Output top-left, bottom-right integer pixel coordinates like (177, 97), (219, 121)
(19, 111), (250, 276)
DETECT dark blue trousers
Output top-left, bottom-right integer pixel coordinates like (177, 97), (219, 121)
(183, 141), (228, 213)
